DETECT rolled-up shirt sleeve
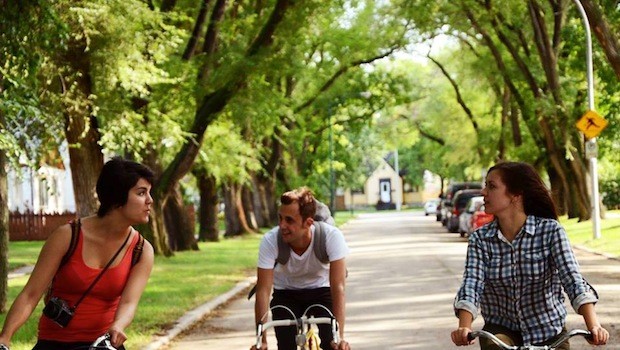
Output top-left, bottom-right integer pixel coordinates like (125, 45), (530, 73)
(550, 224), (598, 313)
(454, 234), (486, 320)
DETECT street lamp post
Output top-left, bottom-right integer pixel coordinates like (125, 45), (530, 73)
(572, 0), (601, 239)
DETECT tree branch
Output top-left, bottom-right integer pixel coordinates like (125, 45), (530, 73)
(294, 46), (399, 114)
(426, 54), (483, 158)
(182, 0), (212, 60)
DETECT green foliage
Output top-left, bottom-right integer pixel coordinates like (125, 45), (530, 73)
(0, 1), (66, 167)
(600, 179), (620, 210)
(194, 119), (262, 185)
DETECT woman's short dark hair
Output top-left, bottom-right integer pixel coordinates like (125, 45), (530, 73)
(96, 157), (155, 217)
(280, 187), (317, 221)
(488, 161), (558, 220)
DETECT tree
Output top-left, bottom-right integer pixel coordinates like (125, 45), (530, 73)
(579, 0), (620, 79)
(399, 0), (605, 219)
(0, 1), (74, 308)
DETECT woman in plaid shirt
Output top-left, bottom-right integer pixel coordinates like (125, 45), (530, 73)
(451, 162), (609, 349)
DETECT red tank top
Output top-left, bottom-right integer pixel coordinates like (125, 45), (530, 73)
(38, 229), (139, 342)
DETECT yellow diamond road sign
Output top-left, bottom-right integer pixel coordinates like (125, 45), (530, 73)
(576, 110), (608, 139)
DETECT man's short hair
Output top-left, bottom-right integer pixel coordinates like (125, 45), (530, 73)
(280, 187), (317, 221)
(96, 157), (154, 217)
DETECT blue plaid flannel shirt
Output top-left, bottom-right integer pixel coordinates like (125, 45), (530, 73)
(454, 215), (598, 345)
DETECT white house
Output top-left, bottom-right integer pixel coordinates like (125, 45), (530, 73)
(7, 144), (76, 214)
(340, 157), (442, 210)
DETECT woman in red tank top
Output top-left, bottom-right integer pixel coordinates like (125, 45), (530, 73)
(0, 158), (156, 350)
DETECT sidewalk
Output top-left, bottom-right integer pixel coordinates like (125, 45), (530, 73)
(141, 277), (257, 350)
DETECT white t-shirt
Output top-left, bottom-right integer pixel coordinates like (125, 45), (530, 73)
(257, 223), (350, 290)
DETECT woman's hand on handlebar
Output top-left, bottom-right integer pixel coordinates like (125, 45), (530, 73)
(331, 339), (350, 350)
(588, 325), (609, 346)
(451, 327), (474, 346)
(107, 326), (127, 348)
(250, 342), (268, 350)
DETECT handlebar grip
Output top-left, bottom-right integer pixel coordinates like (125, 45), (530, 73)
(467, 332), (475, 341)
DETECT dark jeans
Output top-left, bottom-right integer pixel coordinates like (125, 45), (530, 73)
(32, 339), (126, 350)
(480, 324), (569, 350)
(271, 287), (333, 350)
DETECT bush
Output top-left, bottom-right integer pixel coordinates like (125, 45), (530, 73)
(600, 179), (620, 210)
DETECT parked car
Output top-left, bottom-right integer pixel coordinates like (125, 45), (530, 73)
(458, 196), (484, 237)
(446, 189), (483, 233)
(471, 204), (494, 232)
(424, 198), (440, 216)
(439, 182), (483, 226)
(435, 200), (443, 222)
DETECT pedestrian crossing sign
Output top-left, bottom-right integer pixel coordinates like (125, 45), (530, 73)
(576, 110), (608, 139)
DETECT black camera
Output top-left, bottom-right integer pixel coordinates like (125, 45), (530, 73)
(43, 296), (74, 328)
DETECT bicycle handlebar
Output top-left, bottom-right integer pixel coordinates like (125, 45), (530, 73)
(467, 329), (592, 350)
(255, 316), (340, 350)
(89, 333), (116, 350)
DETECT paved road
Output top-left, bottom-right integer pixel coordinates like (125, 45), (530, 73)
(163, 211), (620, 349)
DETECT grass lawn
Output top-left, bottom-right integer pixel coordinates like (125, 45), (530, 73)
(7, 241), (45, 271)
(559, 209), (620, 258)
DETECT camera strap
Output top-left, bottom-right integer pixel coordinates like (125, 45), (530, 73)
(70, 228), (133, 311)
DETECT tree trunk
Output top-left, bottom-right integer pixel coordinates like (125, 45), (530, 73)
(164, 185), (198, 251)
(0, 111), (9, 312)
(250, 174), (269, 228)
(182, 0), (211, 60)
(241, 184), (259, 231)
(255, 172), (278, 226)
(197, 173), (219, 242)
(547, 164), (566, 215)
(259, 134), (282, 226)
(223, 183), (242, 235)
(223, 182), (254, 236)
(61, 37), (104, 217)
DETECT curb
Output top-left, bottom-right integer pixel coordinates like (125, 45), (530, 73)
(141, 276), (257, 350)
(8, 265), (34, 279)
(573, 244), (620, 262)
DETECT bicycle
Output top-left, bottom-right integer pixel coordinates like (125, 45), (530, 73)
(0, 333), (116, 350)
(254, 304), (340, 350)
(467, 329), (593, 350)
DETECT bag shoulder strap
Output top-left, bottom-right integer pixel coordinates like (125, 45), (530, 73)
(312, 221), (330, 264)
(131, 234), (145, 267)
(275, 229), (290, 265)
(60, 219), (81, 267)
(60, 220), (144, 269)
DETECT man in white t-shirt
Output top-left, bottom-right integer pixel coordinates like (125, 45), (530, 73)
(252, 187), (350, 350)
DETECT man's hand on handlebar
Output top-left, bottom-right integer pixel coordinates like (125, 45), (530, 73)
(451, 327), (474, 346)
(331, 339), (350, 350)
